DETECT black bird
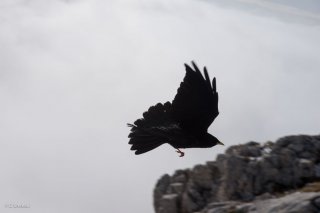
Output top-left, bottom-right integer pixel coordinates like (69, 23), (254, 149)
(127, 62), (223, 157)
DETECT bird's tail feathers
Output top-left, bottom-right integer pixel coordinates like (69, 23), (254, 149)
(130, 139), (163, 155)
(128, 124), (164, 155)
(127, 102), (173, 155)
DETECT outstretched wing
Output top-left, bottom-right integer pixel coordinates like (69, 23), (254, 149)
(171, 62), (219, 133)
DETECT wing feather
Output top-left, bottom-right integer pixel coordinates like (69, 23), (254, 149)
(172, 62), (219, 133)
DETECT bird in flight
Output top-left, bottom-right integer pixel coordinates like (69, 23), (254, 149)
(127, 62), (223, 157)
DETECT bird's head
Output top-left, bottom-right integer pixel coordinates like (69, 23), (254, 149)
(202, 133), (224, 147)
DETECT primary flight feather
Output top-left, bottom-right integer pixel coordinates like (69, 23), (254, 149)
(127, 62), (223, 157)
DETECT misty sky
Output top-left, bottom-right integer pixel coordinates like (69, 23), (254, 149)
(0, 0), (320, 212)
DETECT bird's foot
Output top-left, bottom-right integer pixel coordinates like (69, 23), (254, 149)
(176, 149), (185, 157)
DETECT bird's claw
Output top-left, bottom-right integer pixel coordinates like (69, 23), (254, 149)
(176, 149), (185, 157)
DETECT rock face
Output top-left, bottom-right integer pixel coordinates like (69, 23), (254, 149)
(154, 134), (320, 213)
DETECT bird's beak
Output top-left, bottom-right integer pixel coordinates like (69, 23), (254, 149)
(217, 141), (224, 146)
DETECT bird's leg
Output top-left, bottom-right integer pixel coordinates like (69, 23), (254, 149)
(175, 148), (185, 157)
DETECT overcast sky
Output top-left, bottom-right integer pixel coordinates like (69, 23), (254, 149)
(0, 0), (320, 212)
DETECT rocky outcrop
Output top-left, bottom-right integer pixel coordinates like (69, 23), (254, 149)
(154, 134), (320, 213)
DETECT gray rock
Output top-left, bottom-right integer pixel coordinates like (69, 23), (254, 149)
(311, 196), (320, 210)
(254, 192), (320, 213)
(153, 134), (320, 213)
(315, 164), (320, 177)
(225, 141), (262, 157)
(157, 194), (179, 213)
(170, 183), (184, 194)
(204, 201), (242, 213)
(154, 174), (171, 210)
(200, 192), (320, 213)
(191, 165), (216, 189)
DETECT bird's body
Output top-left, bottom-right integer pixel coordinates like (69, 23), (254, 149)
(128, 62), (223, 156)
